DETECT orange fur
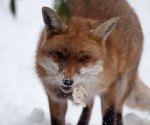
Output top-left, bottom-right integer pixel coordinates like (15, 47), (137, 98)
(36, 0), (144, 125)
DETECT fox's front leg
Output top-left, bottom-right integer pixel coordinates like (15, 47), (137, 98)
(100, 83), (123, 125)
(77, 99), (94, 125)
(48, 95), (67, 125)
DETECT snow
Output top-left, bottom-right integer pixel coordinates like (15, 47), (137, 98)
(13, 108), (49, 125)
(0, 0), (150, 125)
(124, 113), (150, 125)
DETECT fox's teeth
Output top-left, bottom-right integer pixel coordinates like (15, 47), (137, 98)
(61, 85), (72, 93)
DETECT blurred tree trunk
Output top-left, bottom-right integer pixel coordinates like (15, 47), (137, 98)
(10, 0), (16, 16)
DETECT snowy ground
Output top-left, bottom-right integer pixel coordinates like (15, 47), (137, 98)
(0, 0), (150, 125)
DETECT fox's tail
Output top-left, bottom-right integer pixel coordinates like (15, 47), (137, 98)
(125, 77), (150, 112)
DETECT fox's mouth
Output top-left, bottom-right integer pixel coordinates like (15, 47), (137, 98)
(61, 85), (73, 93)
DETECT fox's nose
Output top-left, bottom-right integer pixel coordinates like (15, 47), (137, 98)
(63, 78), (73, 86)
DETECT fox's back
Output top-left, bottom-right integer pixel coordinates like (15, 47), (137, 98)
(68, 0), (137, 20)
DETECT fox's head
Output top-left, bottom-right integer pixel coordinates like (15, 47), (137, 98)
(36, 7), (119, 96)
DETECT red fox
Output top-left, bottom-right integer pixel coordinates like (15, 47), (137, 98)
(35, 0), (150, 125)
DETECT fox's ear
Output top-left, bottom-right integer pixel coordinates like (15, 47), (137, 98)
(91, 17), (119, 40)
(42, 7), (68, 34)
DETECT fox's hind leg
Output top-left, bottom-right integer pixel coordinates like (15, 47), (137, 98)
(48, 95), (67, 125)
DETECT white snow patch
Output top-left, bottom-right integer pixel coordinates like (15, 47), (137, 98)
(124, 113), (150, 125)
(13, 108), (49, 125)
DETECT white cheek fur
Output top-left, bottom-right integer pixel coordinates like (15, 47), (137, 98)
(75, 61), (104, 96)
(39, 56), (63, 85)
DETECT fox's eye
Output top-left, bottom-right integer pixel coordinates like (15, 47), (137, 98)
(79, 56), (88, 62)
(56, 52), (64, 61)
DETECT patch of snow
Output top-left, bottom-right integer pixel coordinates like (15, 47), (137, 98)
(13, 108), (49, 125)
(124, 113), (150, 125)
